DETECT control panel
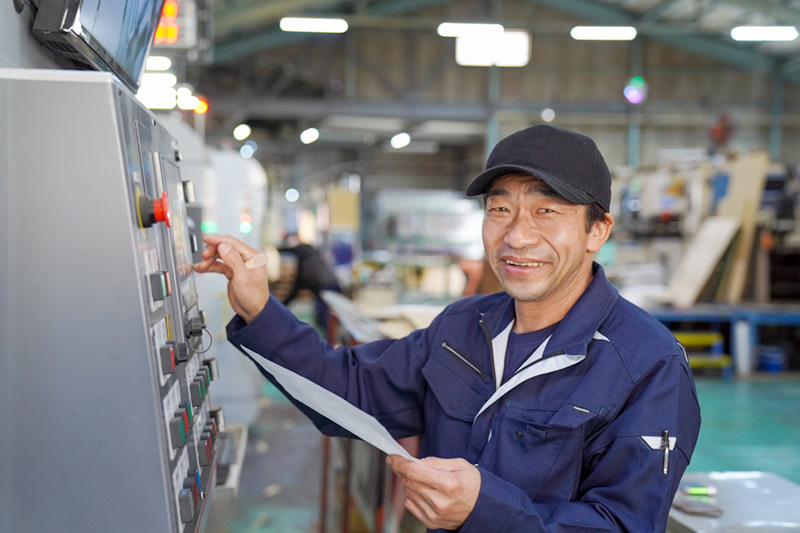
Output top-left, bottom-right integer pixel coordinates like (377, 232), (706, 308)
(0, 69), (222, 533)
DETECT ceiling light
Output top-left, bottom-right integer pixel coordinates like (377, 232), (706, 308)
(390, 132), (411, 149)
(285, 188), (300, 202)
(300, 127), (320, 144)
(145, 56), (172, 71)
(233, 124), (252, 141)
(730, 26), (798, 42)
(140, 72), (178, 88)
(570, 26), (637, 41)
(135, 87), (177, 109)
(279, 17), (348, 33)
(437, 22), (504, 38)
(455, 29), (530, 67)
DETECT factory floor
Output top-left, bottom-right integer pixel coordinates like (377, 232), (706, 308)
(205, 370), (800, 533)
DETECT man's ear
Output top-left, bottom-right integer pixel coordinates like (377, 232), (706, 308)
(587, 213), (614, 254)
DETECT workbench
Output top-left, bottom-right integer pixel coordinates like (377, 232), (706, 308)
(647, 303), (800, 378)
(667, 471), (800, 532)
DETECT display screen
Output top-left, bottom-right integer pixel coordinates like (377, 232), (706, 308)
(78, 0), (163, 84)
(33, 0), (165, 90)
(161, 158), (198, 311)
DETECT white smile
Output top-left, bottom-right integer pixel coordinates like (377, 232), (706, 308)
(505, 259), (543, 267)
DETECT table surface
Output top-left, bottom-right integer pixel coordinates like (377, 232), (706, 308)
(668, 471), (800, 533)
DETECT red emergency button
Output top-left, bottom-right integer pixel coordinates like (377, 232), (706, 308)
(137, 192), (171, 228)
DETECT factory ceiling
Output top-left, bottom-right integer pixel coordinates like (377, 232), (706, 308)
(187, 0), (800, 154)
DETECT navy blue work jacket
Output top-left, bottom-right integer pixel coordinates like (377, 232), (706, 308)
(228, 264), (701, 532)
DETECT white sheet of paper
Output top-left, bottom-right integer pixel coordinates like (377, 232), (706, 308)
(243, 346), (417, 461)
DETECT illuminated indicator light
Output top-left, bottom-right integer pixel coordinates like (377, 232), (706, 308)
(195, 470), (202, 492)
(183, 411), (190, 433)
(164, 271), (172, 295)
(186, 402), (193, 426)
(239, 221), (253, 234)
(194, 98), (209, 114)
(162, 0), (179, 17)
(200, 220), (218, 233)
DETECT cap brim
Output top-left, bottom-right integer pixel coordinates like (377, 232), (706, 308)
(465, 164), (596, 206)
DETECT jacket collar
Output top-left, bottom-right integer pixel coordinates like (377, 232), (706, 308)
(479, 263), (619, 352)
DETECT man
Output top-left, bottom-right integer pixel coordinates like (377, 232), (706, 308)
(194, 124), (701, 532)
(277, 232), (341, 330)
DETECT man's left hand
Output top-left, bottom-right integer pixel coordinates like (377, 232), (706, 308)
(387, 455), (480, 530)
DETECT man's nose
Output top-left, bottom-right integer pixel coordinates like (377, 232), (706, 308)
(503, 213), (542, 249)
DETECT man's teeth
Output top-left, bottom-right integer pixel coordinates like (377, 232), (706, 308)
(505, 260), (543, 267)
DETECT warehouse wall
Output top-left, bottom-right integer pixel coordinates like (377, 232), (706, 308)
(332, 1), (800, 168)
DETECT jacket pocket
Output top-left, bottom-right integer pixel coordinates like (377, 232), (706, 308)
(440, 341), (487, 379)
(421, 355), (487, 422)
(486, 404), (599, 503)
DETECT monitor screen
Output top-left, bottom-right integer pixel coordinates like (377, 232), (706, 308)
(32, 0), (165, 91)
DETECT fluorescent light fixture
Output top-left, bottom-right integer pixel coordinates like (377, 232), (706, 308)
(146, 56), (172, 71)
(570, 26), (637, 41)
(135, 87), (177, 109)
(437, 22), (504, 37)
(390, 132), (411, 149)
(730, 26), (799, 41)
(455, 29), (530, 67)
(233, 124), (252, 141)
(300, 127), (320, 144)
(140, 72), (178, 88)
(279, 17), (348, 33)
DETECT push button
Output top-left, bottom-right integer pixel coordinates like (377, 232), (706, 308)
(178, 487), (194, 522)
(168, 415), (186, 449)
(190, 380), (204, 407)
(169, 341), (188, 363)
(203, 358), (219, 381)
(159, 344), (175, 374)
(149, 272), (168, 301)
(137, 192), (171, 228)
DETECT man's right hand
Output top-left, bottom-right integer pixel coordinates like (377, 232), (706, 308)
(192, 234), (270, 324)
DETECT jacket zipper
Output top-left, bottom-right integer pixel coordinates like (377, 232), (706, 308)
(479, 318), (498, 390)
(441, 341), (487, 379)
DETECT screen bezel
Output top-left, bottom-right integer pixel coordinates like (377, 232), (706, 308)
(32, 0), (165, 92)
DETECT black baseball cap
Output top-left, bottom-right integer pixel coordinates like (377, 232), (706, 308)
(465, 124), (611, 212)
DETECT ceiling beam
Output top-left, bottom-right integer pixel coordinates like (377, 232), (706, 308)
(213, 0), (452, 64)
(718, 0), (800, 24)
(531, 0), (791, 80)
(636, 0), (686, 24)
(215, 0), (345, 38)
